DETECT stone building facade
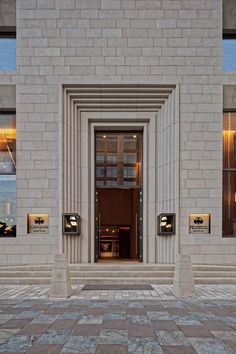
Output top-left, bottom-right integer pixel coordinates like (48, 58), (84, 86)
(0, 0), (236, 265)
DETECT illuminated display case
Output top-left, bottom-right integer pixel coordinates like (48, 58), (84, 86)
(62, 213), (81, 235)
(157, 213), (175, 236)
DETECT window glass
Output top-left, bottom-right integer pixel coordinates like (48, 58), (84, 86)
(223, 171), (236, 236)
(0, 114), (16, 173)
(0, 38), (16, 71)
(107, 167), (117, 178)
(223, 39), (236, 71)
(0, 113), (16, 237)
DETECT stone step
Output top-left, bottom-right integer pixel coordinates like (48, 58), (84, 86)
(0, 265), (53, 271)
(193, 265), (236, 271)
(195, 277), (236, 284)
(194, 271), (236, 278)
(71, 277), (173, 285)
(0, 270), (174, 278)
(0, 271), (52, 278)
(0, 277), (50, 285)
(70, 264), (175, 271)
(70, 271), (174, 278)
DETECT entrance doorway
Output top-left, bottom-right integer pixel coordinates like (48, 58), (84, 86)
(95, 131), (143, 262)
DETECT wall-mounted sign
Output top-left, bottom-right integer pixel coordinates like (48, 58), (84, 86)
(157, 213), (175, 236)
(63, 213), (81, 235)
(189, 214), (211, 234)
(27, 214), (49, 234)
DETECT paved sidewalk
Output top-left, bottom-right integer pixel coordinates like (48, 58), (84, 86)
(0, 298), (235, 353)
(0, 284), (235, 301)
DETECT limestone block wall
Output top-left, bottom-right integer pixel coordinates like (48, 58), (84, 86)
(0, 0), (235, 264)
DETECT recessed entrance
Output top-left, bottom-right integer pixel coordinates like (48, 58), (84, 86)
(95, 131), (143, 262)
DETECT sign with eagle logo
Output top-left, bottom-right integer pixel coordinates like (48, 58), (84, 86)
(189, 214), (211, 234)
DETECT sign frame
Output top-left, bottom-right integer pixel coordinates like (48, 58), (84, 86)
(157, 213), (176, 236)
(62, 213), (81, 235)
(189, 213), (211, 234)
(27, 213), (49, 234)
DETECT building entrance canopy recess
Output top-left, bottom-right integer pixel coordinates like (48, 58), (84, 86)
(61, 84), (179, 264)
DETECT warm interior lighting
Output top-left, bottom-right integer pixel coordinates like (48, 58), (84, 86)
(0, 128), (16, 140)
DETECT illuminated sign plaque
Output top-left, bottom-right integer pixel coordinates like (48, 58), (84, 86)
(27, 214), (49, 234)
(189, 214), (211, 234)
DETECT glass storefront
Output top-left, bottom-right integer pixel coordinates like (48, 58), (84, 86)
(0, 113), (16, 237)
(223, 112), (236, 236)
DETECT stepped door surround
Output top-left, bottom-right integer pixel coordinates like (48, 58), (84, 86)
(60, 84), (179, 264)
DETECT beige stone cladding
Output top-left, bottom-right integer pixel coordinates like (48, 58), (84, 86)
(0, 0), (235, 264)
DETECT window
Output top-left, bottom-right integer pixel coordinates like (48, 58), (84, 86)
(223, 112), (236, 237)
(95, 132), (142, 187)
(0, 113), (16, 237)
(0, 30), (16, 71)
(223, 33), (236, 71)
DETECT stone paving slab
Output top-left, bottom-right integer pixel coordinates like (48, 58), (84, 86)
(0, 284), (235, 301)
(0, 298), (233, 353)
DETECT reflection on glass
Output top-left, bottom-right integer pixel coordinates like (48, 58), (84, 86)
(223, 39), (236, 71)
(96, 153), (104, 163)
(107, 167), (117, 178)
(95, 132), (142, 187)
(0, 113), (16, 237)
(0, 38), (16, 71)
(124, 153), (136, 164)
(96, 167), (104, 177)
(0, 175), (16, 236)
(0, 114), (16, 174)
(107, 153), (117, 163)
(223, 171), (236, 236)
(124, 167), (136, 178)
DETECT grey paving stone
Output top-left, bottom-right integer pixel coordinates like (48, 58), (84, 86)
(172, 315), (202, 326)
(189, 337), (235, 354)
(78, 315), (103, 325)
(32, 314), (59, 324)
(155, 330), (191, 346)
(147, 311), (171, 320)
(128, 336), (163, 354)
(103, 312), (126, 320)
(62, 335), (97, 353)
(98, 329), (128, 345)
(15, 311), (42, 319)
(37, 329), (71, 345)
(0, 329), (19, 345)
(0, 335), (32, 352)
(212, 331), (236, 340)
(58, 312), (84, 320)
(127, 315), (151, 325)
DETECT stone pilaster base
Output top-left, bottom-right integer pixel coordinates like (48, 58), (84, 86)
(173, 254), (195, 298)
(49, 254), (72, 298)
